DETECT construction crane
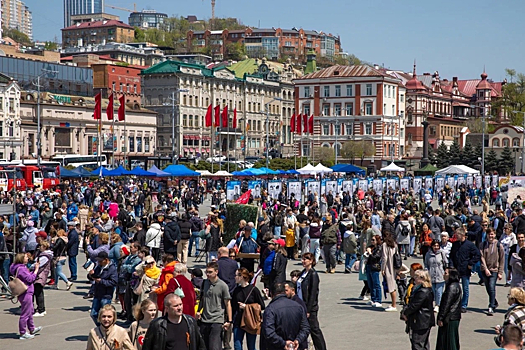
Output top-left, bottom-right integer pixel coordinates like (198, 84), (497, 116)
(202, 0), (215, 28)
(105, 3), (137, 13)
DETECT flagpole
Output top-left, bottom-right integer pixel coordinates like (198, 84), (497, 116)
(227, 108), (230, 173)
(124, 116), (127, 169)
(112, 106), (115, 167)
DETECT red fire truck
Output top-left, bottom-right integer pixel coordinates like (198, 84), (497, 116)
(0, 161), (60, 191)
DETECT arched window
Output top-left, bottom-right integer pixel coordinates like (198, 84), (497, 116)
(493, 139), (500, 147)
(513, 138), (520, 147)
(503, 138), (510, 148)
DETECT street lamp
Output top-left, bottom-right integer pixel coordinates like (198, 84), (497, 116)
(421, 110), (430, 167)
(164, 88), (189, 165)
(513, 110), (525, 173)
(264, 97), (282, 169)
(33, 69), (58, 166)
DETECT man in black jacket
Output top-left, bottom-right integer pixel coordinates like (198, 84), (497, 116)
(177, 212), (192, 263)
(143, 294), (205, 350)
(260, 283), (310, 350)
(513, 208), (525, 234)
(66, 221), (79, 281)
(284, 281), (308, 350)
(163, 213), (181, 257)
(132, 222), (146, 247)
(449, 228), (481, 312)
(88, 251), (118, 325)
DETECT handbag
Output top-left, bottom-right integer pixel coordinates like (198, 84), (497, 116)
(173, 278), (185, 298)
(83, 260), (95, 272)
(133, 274), (145, 296)
(393, 247), (402, 270)
(240, 285), (262, 335)
(9, 267), (28, 297)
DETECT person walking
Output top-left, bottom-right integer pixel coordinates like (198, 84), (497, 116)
(142, 294), (206, 350)
(52, 229), (73, 290)
(500, 224), (518, 286)
(436, 268), (462, 350)
(382, 234), (399, 312)
(88, 251), (118, 325)
(189, 211), (204, 257)
(86, 304), (134, 350)
(425, 239), (448, 312)
(260, 282), (310, 350)
(402, 269), (435, 350)
(449, 227), (480, 312)
(231, 267), (265, 350)
(66, 221), (79, 281)
(480, 227), (505, 316)
(321, 216), (339, 274)
(33, 241), (53, 317)
(196, 261), (232, 350)
(128, 299), (157, 350)
(10, 253), (42, 340)
(177, 212), (192, 263)
(145, 221), (162, 263)
(365, 235), (383, 307)
(395, 213), (412, 259)
(296, 252), (327, 350)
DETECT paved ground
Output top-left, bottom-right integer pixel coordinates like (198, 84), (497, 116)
(0, 254), (507, 350)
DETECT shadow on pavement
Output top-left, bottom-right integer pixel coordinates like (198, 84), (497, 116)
(63, 305), (91, 312)
(65, 335), (89, 341)
(0, 332), (20, 339)
(474, 329), (497, 335)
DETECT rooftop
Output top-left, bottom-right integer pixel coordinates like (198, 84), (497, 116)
(62, 20), (133, 31)
(298, 64), (391, 80)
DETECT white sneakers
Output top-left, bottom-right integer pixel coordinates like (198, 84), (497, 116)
(373, 302), (383, 308)
(33, 311), (46, 317)
(385, 306), (397, 312)
(434, 306), (439, 313)
(363, 296), (370, 301)
(20, 333), (34, 340)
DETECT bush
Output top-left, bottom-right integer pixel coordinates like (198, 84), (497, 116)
(223, 203), (258, 243)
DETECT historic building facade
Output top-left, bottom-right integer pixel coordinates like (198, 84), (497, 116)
(0, 73), (22, 160)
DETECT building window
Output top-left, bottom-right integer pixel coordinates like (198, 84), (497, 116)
(408, 133), (413, 145)
(366, 84), (372, 96)
(304, 86), (310, 98)
(334, 124), (341, 135)
(407, 111), (413, 124)
(345, 103), (353, 116)
(335, 85), (341, 97)
(503, 138), (510, 148)
(112, 82), (116, 91)
(365, 123), (372, 135)
(323, 104), (330, 116)
(345, 85), (353, 97)
(129, 136), (135, 152)
(304, 104), (310, 115)
(513, 138), (520, 147)
(400, 94), (404, 102)
(323, 124), (329, 135)
(365, 103), (373, 115)
(119, 83), (123, 92)
(392, 105), (395, 115)
(493, 139), (499, 147)
(334, 104), (341, 116)
(0, 121), (3, 137)
(54, 128), (71, 147)
(136, 137), (142, 152)
(145, 137), (150, 152)
(346, 123), (353, 135)
(323, 86), (330, 97)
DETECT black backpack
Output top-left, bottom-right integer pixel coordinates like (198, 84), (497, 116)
(393, 247), (402, 270)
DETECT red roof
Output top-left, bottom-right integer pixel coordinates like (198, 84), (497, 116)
(457, 78), (501, 97)
(299, 65), (391, 79)
(62, 20), (133, 31)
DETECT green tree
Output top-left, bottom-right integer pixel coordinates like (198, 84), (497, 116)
(43, 41), (58, 50)
(499, 146), (516, 175)
(225, 42), (246, 61)
(484, 149), (499, 173)
(341, 140), (376, 165)
(428, 146), (437, 166)
(448, 139), (462, 165)
(436, 141), (450, 168)
(134, 27), (146, 42)
(313, 147), (335, 167)
(493, 68), (525, 125)
(461, 142), (477, 168)
(3, 27), (32, 46)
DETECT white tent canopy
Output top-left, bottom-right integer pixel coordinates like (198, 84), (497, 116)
(214, 170), (233, 176)
(314, 163), (334, 174)
(380, 162), (406, 172)
(435, 165), (480, 175)
(196, 170), (212, 176)
(296, 163), (317, 175)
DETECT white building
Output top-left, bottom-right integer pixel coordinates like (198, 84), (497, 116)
(0, 73), (22, 160)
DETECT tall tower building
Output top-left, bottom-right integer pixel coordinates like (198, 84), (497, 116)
(1, 0), (33, 40)
(64, 0), (105, 27)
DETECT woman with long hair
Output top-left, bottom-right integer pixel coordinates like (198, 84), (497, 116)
(402, 270), (435, 350)
(268, 240), (287, 295)
(33, 241), (53, 317)
(231, 267), (265, 350)
(128, 299), (157, 350)
(10, 253), (42, 340)
(382, 234), (398, 312)
(87, 304), (134, 350)
(436, 268), (462, 350)
(425, 239), (448, 312)
(297, 252), (327, 350)
(365, 235), (383, 307)
(52, 229), (73, 290)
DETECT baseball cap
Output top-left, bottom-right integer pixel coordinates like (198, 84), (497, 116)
(190, 268), (203, 278)
(97, 251), (109, 260)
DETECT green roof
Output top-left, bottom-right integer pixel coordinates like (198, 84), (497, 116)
(141, 60), (214, 77)
(229, 59), (259, 79)
(0, 73), (14, 84)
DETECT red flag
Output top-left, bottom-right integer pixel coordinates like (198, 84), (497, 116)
(309, 115), (314, 133)
(118, 95), (125, 121)
(222, 105), (228, 128)
(233, 108), (237, 129)
(106, 93), (114, 120)
(290, 114), (296, 133)
(93, 92), (101, 120)
(214, 105), (220, 127)
(303, 114), (308, 133)
(235, 189), (251, 204)
(296, 113), (302, 135)
(205, 104), (212, 127)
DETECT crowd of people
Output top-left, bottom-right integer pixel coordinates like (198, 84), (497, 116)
(2, 177), (525, 350)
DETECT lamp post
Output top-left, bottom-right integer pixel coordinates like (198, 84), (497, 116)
(164, 88), (189, 165)
(513, 110), (525, 173)
(33, 69), (58, 166)
(421, 110), (430, 168)
(264, 97), (282, 169)
(481, 107), (486, 176)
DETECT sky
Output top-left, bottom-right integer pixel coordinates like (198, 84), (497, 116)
(23, 0), (525, 80)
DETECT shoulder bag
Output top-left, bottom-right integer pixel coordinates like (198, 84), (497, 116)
(133, 274), (146, 296)
(240, 285), (262, 335)
(9, 267), (28, 297)
(173, 278), (185, 299)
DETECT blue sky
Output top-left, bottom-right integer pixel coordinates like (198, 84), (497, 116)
(24, 0), (525, 80)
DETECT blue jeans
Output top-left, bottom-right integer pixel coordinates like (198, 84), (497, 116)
(432, 281), (445, 306)
(483, 271), (498, 309)
(189, 231), (200, 257)
(504, 252), (510, 283)
(460, 276), (470, 309)
(1, 258), (10, 282)
(345, 253), (357, 271)
(68, 255), (77, 279)
(233, 327), (257, 350)
(90, 297), (112, 325)
(409, 236), (416, 255)
(55, 259), (69, 285)
(274, 226), (281, 239)
(473, 261), (483, 281)
(366, 265), (382, 303)
(207, 251), (218, 263)
(134, 205), (142, 217)
(310, 238), (321, 263)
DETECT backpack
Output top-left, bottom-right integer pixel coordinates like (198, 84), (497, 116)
(393, 247), (402, 270)
(401, 224), (410, 236)
(263, 250), (276, 275)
